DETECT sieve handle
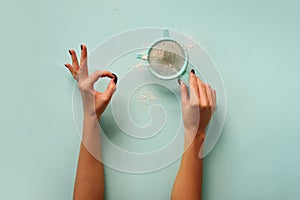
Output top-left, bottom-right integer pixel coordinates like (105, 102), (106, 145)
(137, 52), (148, 61)
(162, 28), (170, 37)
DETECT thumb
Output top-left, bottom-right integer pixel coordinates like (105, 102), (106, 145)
(103, 79), (117, 102)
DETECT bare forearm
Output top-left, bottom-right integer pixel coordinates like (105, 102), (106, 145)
(73, 114), (104, 200)
(171, 70), (215, 200)
(171, 131), (205, 200)
(65, 45), (117, 200)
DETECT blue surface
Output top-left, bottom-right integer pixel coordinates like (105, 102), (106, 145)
(0, 0), (300, 199)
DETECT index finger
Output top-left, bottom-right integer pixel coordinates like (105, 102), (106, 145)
(189, 70), (200, 104)
(87, 70), (115, 86)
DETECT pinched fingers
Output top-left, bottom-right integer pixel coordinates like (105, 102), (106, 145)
(86, 70), (115, 87)
(102, 79), (117, 103)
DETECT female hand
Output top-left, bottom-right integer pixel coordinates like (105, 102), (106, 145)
(65, 44), (117, 119)
(179, 69), (216, 144)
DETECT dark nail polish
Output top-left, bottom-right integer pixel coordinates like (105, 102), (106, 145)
(112, 73), (118, 84)
(177, 79), (181, 85)
(80, 44), (83, 50)
(64, 64), (68, 68)
(69, 50), (72, 55)
(191, 69), (195, 74)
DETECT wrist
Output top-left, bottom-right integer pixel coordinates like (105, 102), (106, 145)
(83, 112), (100, 121)
(83, 109), (102, 120)
(82, 113), (101, 140)
(183, 129), (206, 160)
(184, 128), (206, 138)
(184, 128), (205, 147)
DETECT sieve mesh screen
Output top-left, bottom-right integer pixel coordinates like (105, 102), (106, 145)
(148, 40), (186, 77)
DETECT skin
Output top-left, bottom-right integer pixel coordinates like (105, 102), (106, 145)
(65, 45), (216, 200)
(171, 73), (216, 200)
(65, 44), (116, 200)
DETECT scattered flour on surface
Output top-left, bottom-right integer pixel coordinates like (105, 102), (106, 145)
(138, 91), (157, 105)
(187, 37), (196, 49)
(188, 43), (195, 49)
(112, 6), (119, 11)
(131, 62), (146, 78)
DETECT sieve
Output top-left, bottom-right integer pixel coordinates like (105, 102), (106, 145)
(137, 29), (190, 84)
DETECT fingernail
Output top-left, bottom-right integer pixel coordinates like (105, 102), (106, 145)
(177, 79), (181, 85)
(191, 69), (195, 74)
(112, 73), (118, 84)
(69, 50), (72, 55)
(64, 64), (68, 68)
(80, 44), (83, 50)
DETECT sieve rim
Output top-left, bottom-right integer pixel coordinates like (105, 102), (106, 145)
(147, 38), (189, 80)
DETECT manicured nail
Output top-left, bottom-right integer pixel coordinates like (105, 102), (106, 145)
(191, 69), (195, 74)
(69, 50), (72, 55)
(112, 73), (118, 84)
(177, 79), (181, 85)
(64, 64), (68, 68)
(80, 44), (83, 50)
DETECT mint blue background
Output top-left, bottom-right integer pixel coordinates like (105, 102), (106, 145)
(0, 0), (299, 199)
